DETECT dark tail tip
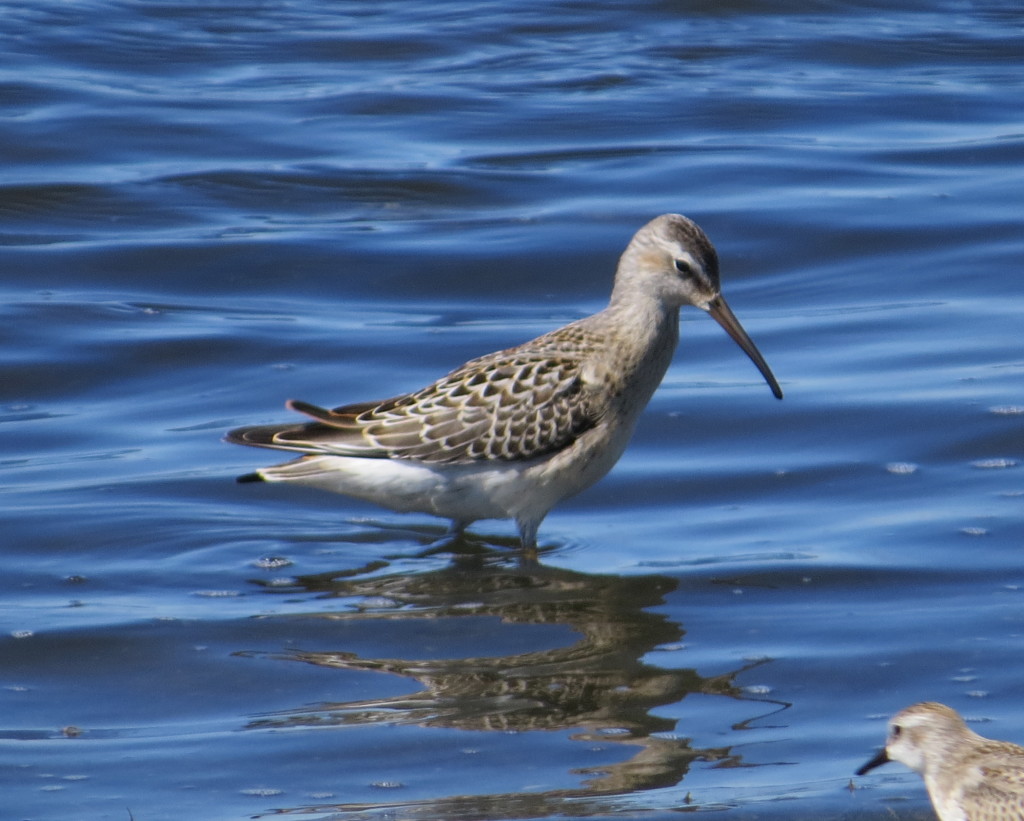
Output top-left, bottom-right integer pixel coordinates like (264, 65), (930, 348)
(237, 472), (264, 484)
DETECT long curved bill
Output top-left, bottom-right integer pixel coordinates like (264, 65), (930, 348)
(706, 295), (783, 399)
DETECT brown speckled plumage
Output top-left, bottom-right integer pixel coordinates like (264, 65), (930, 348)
(231, 324), (610, 464)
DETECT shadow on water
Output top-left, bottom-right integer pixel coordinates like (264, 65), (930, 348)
(241, 553), (786, 820)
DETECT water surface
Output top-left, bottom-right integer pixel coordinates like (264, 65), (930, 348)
(2, 2), (1024, 819)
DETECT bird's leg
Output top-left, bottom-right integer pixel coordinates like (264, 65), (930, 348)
(412, 520), (473, 557)
(516, 518), (540, 564)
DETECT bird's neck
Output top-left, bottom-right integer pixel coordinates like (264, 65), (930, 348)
(599, 291), (680, 400)
(605, 287), (680, 351)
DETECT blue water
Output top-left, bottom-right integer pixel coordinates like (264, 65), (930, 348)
(3, 2), (1024, 819)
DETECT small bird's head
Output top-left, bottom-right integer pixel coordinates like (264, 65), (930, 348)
(857, 702), (969, 777)
(618, 213), (721, 309)
(616, 213), (782, 399)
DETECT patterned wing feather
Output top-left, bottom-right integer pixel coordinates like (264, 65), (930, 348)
(968, 756), (1024, 818)
(228, 349), (604, 464)
(227, 318), (611, 463)
(332, 352), (600, 463)
(224, 405), (389, 457)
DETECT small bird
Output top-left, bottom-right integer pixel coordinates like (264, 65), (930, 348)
(227, 214), (782, 552)
(857, 701), (1024, 821)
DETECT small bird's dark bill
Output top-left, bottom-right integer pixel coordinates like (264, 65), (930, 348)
(855, 748), (891, 776)
(707, 296), (783, 399)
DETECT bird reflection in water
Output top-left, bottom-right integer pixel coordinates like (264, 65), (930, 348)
(243, 557), (785, 818)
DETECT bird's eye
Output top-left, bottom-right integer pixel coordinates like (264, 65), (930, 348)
(674, 258), (694, 276)
(891, 725), (902, 739)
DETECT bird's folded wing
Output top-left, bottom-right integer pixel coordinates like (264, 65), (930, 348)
(963, 759), (1024, 814)
(227, 352), (602, 464)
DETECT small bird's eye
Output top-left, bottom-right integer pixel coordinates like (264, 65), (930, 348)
(891, 725), (902, 739)
(674, 259), (694, 276)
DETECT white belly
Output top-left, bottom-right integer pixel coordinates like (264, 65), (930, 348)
(255, 417), (634, 528)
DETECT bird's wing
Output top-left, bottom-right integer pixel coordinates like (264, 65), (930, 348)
(226, 349), (604, 464)
(956, 752), (1024, 819)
